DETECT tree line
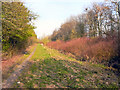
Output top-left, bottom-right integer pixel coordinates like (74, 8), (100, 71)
(2, 1), (38, 57)
(50, 0), (120, 41)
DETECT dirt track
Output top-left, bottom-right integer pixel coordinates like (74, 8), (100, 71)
(2, 47), (36, 88)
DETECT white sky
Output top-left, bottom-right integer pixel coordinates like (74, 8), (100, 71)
(23, 0), (105, 38)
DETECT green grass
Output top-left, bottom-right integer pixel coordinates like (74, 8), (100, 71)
(13, 44), (119, 88)
(31, 44), (51, 60)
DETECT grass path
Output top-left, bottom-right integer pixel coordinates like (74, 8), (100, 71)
(12, 44), (118, 88)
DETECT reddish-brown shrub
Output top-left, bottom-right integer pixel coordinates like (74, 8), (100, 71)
(47, 36), (118, 64)
(47, 40), (65, 50)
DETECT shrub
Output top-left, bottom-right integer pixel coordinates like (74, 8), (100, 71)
(47, 36), (118, 64)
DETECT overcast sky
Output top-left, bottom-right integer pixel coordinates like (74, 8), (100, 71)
(23, 0), (104, 38)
